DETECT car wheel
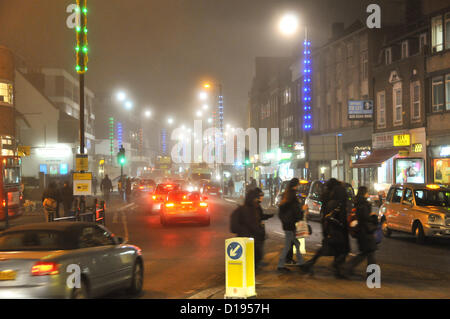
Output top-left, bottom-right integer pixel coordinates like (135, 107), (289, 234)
(381, 219), (392, 238)
(414, 222), (426, 245)
(160, 214), (167, 226)
(71, 278), (89, 299)
(128, 259), (144, 295)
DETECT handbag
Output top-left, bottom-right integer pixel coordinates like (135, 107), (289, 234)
(295, 215), (310, 238)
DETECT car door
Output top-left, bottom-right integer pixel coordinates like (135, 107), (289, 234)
(386, 187), (404, 230)
(306, 181), (323, 217)
(399, 188), (414, 231)
(78, 226), (117, 295)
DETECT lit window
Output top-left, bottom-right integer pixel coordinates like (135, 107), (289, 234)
(377, 91), (386, 128)
(0, 82), (13, 104)
(431, 15), (443, 53)
(393, 83), (402, 125)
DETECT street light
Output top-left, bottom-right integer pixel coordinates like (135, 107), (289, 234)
(144, 110), (152, 118)
(199, 92), (208, 101)
(167, 118), (174, 125)
(279, 13), (299, 36)
(117, 91), (126, 102)
(196, 110), (203, 118)
(125, 101), (133, 110)
(202, 104), (209, 110)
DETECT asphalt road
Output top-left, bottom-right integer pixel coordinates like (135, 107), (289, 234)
(99, 194), (450, 298)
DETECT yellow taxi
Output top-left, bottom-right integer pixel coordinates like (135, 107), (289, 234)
(379, 184), (450, 244)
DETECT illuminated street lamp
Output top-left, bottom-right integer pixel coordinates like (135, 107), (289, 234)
(117, 91), (126, 102)
(125, 101), (133, 110)
(196, 110), (203, 118)
(202, 104), (209, 110)
(144, 110), (152, 118)
(279, 13), (299, 36)
(199, 92), (208, 101)
(167, 118), (174, 125)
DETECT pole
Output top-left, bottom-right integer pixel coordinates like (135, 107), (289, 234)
(4, 192), (9, 229)
(80, 73), (85, 155)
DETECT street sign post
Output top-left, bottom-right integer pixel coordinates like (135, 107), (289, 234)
(225, 237), (256, 299)
(73, 172), (92, 196)
(76, 154), (89, 171)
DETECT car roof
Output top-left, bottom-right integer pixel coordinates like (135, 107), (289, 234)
(390, 183), (450, 190)
(0, 222), (96, 234)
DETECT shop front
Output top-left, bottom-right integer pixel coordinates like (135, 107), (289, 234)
(429, 144), (450, 186)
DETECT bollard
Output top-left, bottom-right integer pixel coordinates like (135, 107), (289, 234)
(225, 237), (256, 299)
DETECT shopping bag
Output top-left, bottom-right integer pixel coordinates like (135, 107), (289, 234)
(296, 219), (310, 238)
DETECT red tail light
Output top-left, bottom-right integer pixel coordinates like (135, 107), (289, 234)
(31, 261), (60, 276)
(199, 202), (208, 207)
(165, 202), (175, 208)
(139, 186), (144, 190)
(2, 200), (5, 208)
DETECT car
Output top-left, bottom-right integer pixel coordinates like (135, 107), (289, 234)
(160, 191), (210, 226)
(305, 180), (355, 220)
(0, 222), (143, 299)
(274, 179), (311, 207)
(134, 179), (156, 195)
(379, 184), (450, 244)
(149, 183), (181, 213)
(201, 182), (222, 197)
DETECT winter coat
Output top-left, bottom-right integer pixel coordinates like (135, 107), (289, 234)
(354, 198), (378, 253)
(278, 190), (304, 231)
(60, 185), (74, 205)
(101, 178), (113, 193)
(321, 183), (350, 256)
(236, 205), (266, 241)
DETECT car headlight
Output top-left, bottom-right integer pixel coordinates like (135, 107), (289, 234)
(428, 214), (443, 225)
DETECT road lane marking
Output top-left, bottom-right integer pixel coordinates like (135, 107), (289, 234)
(121, 213), (129, 242)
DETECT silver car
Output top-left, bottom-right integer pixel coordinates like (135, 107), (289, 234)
(0, 222), (143, 298)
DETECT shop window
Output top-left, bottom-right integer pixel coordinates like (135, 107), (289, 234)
(377, 91), (386, 128)
(60, 163), (68, 175)
(431, 15), (443, 53)
(411, 81), (420, 121)
(39, 165), (48, 174)
(0, 82), (13, 104)
(432, 76), (444, 112)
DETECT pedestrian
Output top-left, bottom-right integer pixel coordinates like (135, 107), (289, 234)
(231, 188), (273, 269)
(301, 178), (350, 278)
(100, 174), (113, 203)
(92, 176), (98, 196)
(42, 182), (61, 222)
(228, 178), (235, 198)
(118, 178), (124, 200)
(343, 186), (378, 277)
(267, 176), (274, 206)
(249, 177), (257, 190)
(60, 181), (74, 217)
(125, 177), (132, 203)
(277, 178), (306, 272)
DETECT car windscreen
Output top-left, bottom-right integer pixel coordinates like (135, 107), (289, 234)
(0, 230), (68, 251)
(141, 180), (155, 186)
(414, 189), (450, 207)
(155, 184), (179, 193)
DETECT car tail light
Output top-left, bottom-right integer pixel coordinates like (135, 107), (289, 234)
(31, 261), (60, 276)
(152, 195), (157, 200)
(199, 202), (208, 207)
(139, 186), (144, 190)
(181, 201), (193, 205)
(2, 200), (5, 208)
(165, 202), (175, 208)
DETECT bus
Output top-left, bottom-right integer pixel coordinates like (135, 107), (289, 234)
(0, 156), (23, 221)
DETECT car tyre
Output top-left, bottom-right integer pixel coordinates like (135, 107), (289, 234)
(127, 259), (144, 295)
(414, 222), (426, 245)
(71, 278), (89, 299)
(381, 219), (392, 238)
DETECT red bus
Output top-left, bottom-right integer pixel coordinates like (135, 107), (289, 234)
(0, 156), (23, 221)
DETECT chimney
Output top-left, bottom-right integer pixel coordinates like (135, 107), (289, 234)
(331, 22), (345, 39)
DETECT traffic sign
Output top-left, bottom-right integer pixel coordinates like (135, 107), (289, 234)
(73, 172), (92, 196)
(227, 242), (243, 260)
(76, 154), (89, 171)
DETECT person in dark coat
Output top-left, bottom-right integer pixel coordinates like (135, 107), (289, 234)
(301, 178), (350, 278)
(236, 188), (274, 269)
(344, 186), (378, 276)
(125, 177), (132, 203)
(277, 178), (306, 272)
(100, 175), (113, 202)
(228, 178), (235, 198)
(60, 181), (74, 217)
(42, 182), (61, 222)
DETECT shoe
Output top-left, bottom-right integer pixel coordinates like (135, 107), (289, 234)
(284, 260), (296, 266)
(277, 267), (291, 273)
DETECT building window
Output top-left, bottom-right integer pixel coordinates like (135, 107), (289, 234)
(411, 81), (420, 121)
(446, 74), (450, 111)
(0, 82), (13, 104)
(419, 33), (427, 52)
(283, 88), (291, 105)
(393, 83), (402, 125)
(377, 91), (386, 128)
(432, 76), (444, 112)
(385, 48), (392, 65)
(361, 50), (368, 80)
(431, 15), (443, 53)
(446, 13), (450, 50)
(401, 41), (409, 59)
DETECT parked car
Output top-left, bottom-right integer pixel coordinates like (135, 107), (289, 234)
(379, 184), (450, 244)
(274, 180), (311, 206)
(305, 180), (355, 220)
(0, 222), (143, 298)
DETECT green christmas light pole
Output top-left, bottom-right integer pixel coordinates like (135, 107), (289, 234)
(75, 0), (88, 155)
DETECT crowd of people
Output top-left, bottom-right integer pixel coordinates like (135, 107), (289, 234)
(230, 177), (379, 279)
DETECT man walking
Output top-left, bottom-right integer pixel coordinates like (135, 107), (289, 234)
(60, 181), (74, 217)
(100, 174), (113, 203)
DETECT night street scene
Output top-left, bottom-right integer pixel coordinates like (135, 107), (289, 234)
(0, 0), (449, 307)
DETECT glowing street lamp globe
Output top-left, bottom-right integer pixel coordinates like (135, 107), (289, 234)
(279, 13), (299, 36)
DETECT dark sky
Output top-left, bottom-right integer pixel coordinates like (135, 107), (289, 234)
(0, 0), (364, 128)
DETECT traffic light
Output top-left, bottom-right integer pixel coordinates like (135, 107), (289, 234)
(244, 149), (250, 166)
(75, 0), (88, 73)
(117, 146), (126, 166)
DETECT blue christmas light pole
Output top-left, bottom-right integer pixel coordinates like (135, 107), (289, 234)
(302, 28), (312, 179)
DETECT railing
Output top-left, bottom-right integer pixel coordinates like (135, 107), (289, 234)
(52, 198), (106, 225)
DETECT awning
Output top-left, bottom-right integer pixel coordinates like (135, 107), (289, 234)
(352, 148), (402, 168)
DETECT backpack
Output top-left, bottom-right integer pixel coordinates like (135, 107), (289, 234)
(347, 207), (359, 238)
(230, 207), (242, 234)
